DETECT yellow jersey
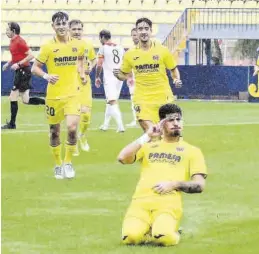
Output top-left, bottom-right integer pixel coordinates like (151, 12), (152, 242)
(120, 41), (177, 105)
(133, 140), (207, 206)
(36, 36), (85, 99)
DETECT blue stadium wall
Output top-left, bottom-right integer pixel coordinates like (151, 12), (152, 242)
(1, 63), (258, 102)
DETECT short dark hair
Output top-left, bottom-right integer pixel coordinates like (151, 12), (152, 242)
(99, 29), (111, 40)
(136, 18), (152, 29)
(8, 22), (20, 35)
(69, 19), (83, 28)
(131, 28), (137, 34)
(159, 103), (182, 120)
(52, 11), (69, 23)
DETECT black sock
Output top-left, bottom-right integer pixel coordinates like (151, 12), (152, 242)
(10, 101), (18, 126)
(28, 97), (45, 105)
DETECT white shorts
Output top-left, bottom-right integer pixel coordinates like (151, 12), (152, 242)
(129, 85), (135, 96)
(104, 77), (123, 101)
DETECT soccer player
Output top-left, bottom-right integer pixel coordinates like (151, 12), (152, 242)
(69, 19), (96, 153)
(126, 28), (139, 127)
(113, 18), (182, 132)
(118, 103), (207, 246)
(2, 22), (45, 130)
(31, 12), (86, 179)
(95, 30), (125, 132)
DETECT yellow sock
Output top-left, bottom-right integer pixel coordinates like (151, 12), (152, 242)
(64, 143), (77, 164)
(50, 145), (62, 166)
(79, 112), (91, 135)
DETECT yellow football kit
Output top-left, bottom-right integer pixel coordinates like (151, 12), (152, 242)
(122, 140), (207, 245)
(79, 39), (96, 108)
(120, 41), (177, 123)
(36, 36), (85, 124)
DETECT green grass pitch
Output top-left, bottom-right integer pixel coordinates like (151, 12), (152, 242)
(2, 97), (259, 254)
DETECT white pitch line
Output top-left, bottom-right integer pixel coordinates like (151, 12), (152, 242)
(1, 121), (259, 134)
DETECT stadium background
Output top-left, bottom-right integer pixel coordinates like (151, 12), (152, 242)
(1, 0), (259, 101)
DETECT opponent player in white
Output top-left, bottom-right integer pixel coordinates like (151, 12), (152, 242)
(95, 30), (125, 132)
(126, 28), (139, 127)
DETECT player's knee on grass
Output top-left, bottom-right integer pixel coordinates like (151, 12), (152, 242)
(122, 217), (149, 245)
(151, 213), (180, 247)
(49, 125), (60, 146)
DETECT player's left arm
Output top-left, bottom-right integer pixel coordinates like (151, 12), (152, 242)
(164, 47), (182, 88)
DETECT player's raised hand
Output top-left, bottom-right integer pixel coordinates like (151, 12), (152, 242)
(95, 77), (101, 88)
(152, 181), (179, 195)
(174, 79), (182, 88)
(43, 74), (59, 84)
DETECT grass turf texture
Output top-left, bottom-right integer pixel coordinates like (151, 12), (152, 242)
(2, 97), (259, 254)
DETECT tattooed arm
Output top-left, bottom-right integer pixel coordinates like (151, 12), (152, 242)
(153, 174), (206, 195)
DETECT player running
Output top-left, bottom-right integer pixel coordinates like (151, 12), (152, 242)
(114, 18), (182, 132)
(69, 19), (96, 154)
(31, 12), (86, 179)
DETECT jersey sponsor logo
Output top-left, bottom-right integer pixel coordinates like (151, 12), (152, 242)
(148, 152), (181, 164)
(135, 63), (159, 73)
(54, 56), (78, 66)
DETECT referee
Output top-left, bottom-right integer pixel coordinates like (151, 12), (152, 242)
(2, 22), (45, 130)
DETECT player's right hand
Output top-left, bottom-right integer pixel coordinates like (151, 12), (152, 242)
(2, 63), (9, 71)
(44, 74), (59, 84)
(95, 77), (101, 88)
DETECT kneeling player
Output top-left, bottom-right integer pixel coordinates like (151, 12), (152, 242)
(118, 103), (207, 246)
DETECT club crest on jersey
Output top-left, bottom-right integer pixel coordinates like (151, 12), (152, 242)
(176, 147), (184, 152)
(153, 55), (159, 61)
(72, 47), (78, 52)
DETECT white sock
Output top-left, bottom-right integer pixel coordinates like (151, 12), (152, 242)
(110, 104), (124, 130)
(131, 100), (137, 122)
(103, 104), (111, 127)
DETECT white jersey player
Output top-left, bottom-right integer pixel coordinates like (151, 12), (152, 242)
(126, 28), (139, 127)
(95, 30), (125, 132)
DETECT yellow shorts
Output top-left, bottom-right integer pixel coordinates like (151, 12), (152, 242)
(79, 78), (92, 108)
(123, 197), (182, 229)
(134, 102), (174, 124)
(45, 96), (81, 125)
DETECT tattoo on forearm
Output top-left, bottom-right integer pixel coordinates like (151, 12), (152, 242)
(177, 182), (203, 193)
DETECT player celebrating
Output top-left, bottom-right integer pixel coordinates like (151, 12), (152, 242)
(126, 28), (139, 128)
(114, 18), (182, 132)
(2, 22), (45, 130)
(69, 19), (96, 153)
(31, 12), (86, 179)
(95, 30), (125, 132)
(118, 103), (207, 246)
